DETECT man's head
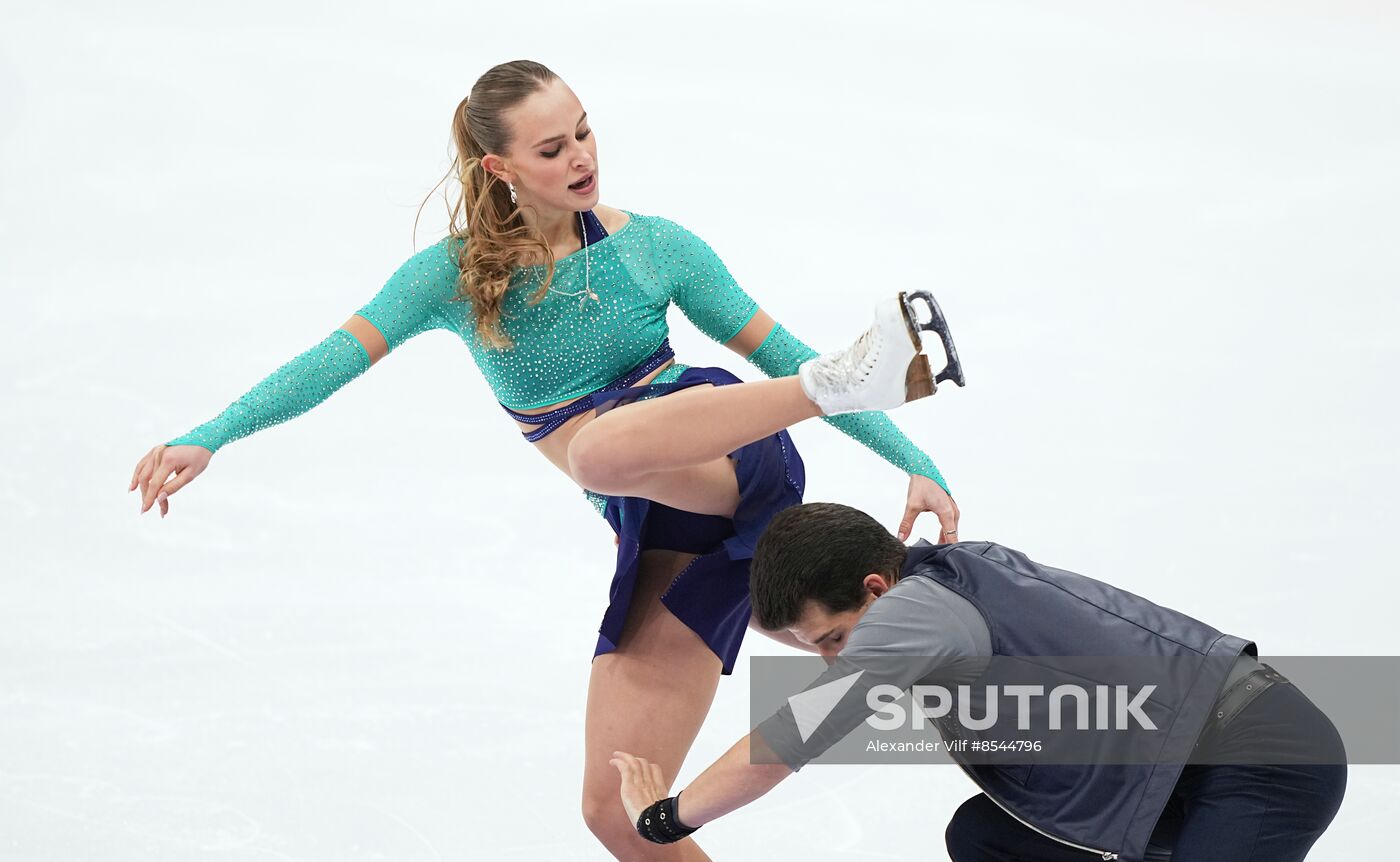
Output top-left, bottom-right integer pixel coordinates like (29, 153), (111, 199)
(751, 502), (910, 657)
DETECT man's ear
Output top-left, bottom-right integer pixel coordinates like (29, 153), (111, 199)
(480, 153), (512, 184)
(863, 572), (893, 598)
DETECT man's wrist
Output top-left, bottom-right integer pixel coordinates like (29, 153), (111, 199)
(673, 789), (698, 830)
(635, 793), (700, 844)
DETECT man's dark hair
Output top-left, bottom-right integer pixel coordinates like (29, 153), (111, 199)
(751, 502), (909, 630)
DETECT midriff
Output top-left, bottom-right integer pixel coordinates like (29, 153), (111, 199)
(507, 357), (679, 480)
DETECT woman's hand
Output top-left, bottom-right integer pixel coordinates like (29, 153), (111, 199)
(610, 750), (671, 828)
(130, 444), (212, 518)
(898, 474), (961, 543)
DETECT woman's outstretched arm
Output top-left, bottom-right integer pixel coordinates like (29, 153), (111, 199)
(133, 239), (461, 514)
(159, 326), (377, 455)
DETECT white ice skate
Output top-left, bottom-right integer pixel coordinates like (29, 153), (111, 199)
(798, 290), (965, 416)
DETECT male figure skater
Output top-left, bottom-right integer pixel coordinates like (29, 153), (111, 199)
(611, 502), (1347, 861)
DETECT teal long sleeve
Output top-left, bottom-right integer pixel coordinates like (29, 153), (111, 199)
(163, 329), (372, 455)
(745, 322), (950, 495)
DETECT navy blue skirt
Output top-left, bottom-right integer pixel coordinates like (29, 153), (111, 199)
(587, 365), (807, 675)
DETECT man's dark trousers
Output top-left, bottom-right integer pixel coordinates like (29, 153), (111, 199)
(944, 682), (1347, 861)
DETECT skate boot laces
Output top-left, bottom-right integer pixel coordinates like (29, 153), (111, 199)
(815, 324), (880, 392)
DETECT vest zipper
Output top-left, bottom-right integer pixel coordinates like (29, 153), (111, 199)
(955, 762), (1119, 859)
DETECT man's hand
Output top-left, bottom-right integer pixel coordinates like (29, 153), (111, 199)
(610, 750), (670, 827)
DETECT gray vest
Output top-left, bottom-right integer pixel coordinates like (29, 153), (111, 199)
(903, 539), (1254, 862)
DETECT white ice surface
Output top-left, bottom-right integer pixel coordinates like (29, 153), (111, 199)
(2, 1), (1396, 858)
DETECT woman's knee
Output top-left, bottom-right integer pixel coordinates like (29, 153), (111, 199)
(580, 784), (624, 841)
(581, 778), (652, 855)
(568, 422), (633, 494)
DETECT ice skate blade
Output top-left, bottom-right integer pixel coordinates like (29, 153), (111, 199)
(900, 289), (966, 388)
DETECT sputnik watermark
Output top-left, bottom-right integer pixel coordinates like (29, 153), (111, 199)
(865, 683), (1158, 731)
(787, 671), (1157, 740)
(753, 656), (1395, 766)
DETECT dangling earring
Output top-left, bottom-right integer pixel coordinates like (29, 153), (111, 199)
(508, 182), (517, 205)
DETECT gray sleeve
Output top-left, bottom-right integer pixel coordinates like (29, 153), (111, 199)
(753, 578), (991, 771)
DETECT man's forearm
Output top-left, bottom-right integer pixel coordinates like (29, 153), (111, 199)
(674, 732), (794, 827)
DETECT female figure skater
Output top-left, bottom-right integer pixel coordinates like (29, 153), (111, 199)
(128, 60), (963, 859)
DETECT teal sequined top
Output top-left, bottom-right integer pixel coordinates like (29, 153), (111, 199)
(355, 210), (762, 409)
(165, 210), (949, 499)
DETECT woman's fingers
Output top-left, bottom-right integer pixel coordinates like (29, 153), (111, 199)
(128, 449), (152, 491)
(136, 459), (155, 510)
(141, 452), (175, 513)
(130, 446), (161, 493)
(157, 464), (200, 500)
(140, 462), (162, 512)
(898, 504), (921, 543)
(150, 457), (208, 518)
(134, 445), (210, 517)
(902, 475), (958, 543)
(940, 501), (961, 543)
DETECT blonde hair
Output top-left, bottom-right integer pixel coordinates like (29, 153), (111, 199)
(416, 59), (565, 350)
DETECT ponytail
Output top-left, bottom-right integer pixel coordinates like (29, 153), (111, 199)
(415, 60), (561, 350)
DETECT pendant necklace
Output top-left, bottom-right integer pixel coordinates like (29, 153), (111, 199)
(545, 210), (600, 309)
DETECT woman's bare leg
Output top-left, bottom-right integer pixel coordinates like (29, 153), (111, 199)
(581, 547), (724, 860)
(569, 378), (819, 498)
(592, 451), (742, 518)
(595, 377), (821, 468)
